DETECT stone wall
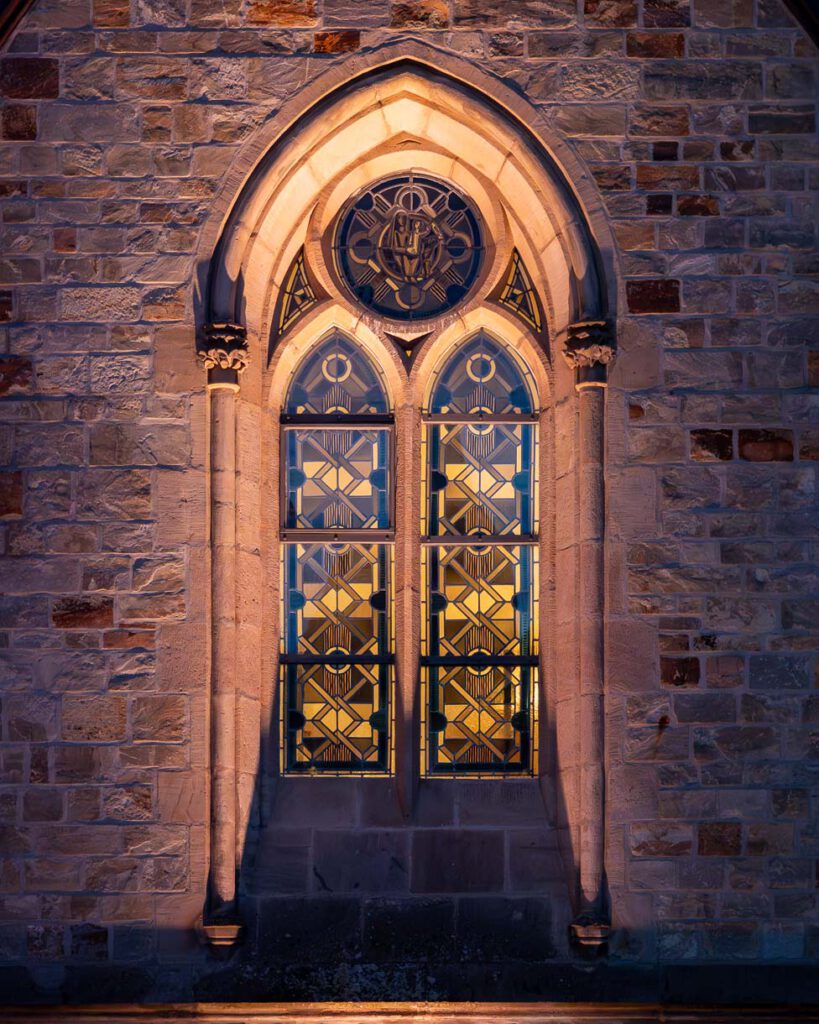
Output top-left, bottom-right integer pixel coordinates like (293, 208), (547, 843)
(0, 0), (817, 1003)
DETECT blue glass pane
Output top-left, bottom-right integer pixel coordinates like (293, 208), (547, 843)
(285, 334), (389, 415)
(427, 334), (535, 415)
(284, 428), (390, 530)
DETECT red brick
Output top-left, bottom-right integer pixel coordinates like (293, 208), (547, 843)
(0, 471), (23, 517)
(0, 59), (59, 99)
(698, 822), (741, 856)
(627, 32), (684, 57)
(313, 30), (360, 52)
(627, 279), (681, 313)
(1, 105), (36, 141)
(738, 429), (794, 463)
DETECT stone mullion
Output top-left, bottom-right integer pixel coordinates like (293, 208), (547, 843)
(198, 324), (248, 946)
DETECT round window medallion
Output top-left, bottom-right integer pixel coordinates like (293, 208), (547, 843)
(333, 173), (484, 322)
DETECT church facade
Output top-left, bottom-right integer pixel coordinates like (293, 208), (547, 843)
(0, 0), (818, 1004)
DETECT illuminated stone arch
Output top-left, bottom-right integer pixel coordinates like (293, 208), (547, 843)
(196, 45), (617, 950)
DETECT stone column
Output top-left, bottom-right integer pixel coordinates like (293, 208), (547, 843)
(563, 321), (614, 954)
(198, 323), (249, 947)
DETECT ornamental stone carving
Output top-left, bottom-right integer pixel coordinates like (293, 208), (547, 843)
(561, 320), (615, 370)
(198, 323), (249, 374)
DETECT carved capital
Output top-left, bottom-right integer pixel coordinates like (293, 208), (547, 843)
(562, 320), (615, 370)
(198, 323), (249, 375)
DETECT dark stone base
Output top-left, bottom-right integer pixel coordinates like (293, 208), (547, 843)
(3, 960), (819, 1007)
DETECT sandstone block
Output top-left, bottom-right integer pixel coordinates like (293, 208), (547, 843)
(0, 59), (59, 99)
(0, 471), (23, 517)
(76, 469), (151, 519)
(118, 593), (186, 625)
(52, 596), (115, 629)
(63, 695), (127, 741)
(312, 830), (409, 894)
(362, 897), (455, 961)
(454, 0), (577, 25)
(630, 821), (692, 857)
(131, 696), (187, 742)
(411, 830), (504, 892)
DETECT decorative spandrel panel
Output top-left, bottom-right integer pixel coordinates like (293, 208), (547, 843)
(334, 173), (484, 322)
(427, 333), (536, 416)
(284, 429), (390, 531)
(422, 422), (538, 539)
(274, 247), (318, 340)
(285, 334), (389, 417)
(496, 249), (544, 335)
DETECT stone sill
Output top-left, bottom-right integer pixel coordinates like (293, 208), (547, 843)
(5, 1005), (819, 1024)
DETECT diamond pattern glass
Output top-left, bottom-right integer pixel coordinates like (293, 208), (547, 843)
(282, 335), (393, 775)
(423, 422), (537, 538)
(422, 335), (539, 776)
(284, 429), (390, 531)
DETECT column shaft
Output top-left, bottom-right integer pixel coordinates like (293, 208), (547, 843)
(209, 384), (238, 913)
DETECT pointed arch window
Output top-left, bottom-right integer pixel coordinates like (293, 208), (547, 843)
(421, 333), (539, 776)
(281, 334), (393, 774)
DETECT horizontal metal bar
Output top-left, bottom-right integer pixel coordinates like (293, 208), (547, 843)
(421, 535), (538, 546)
(422, 413), (539, 424)
(281, 654), (395, 665)
(281, 530), (395, 543)
(421, 655), (538, 667)
(281, 414), (394, 426)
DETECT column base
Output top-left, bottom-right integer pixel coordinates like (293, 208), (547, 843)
(569, 914), (611, 957)
(199, 920), (244, 951)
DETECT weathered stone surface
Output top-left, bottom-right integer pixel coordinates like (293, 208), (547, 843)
(411, 830), (504, 892)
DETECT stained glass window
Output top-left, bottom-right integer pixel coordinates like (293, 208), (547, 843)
(333, 173), (483, 322)
(281, 335), (393, 774)
(496, 249), (543, 335)
(274, 248), (318, 340)
(421, 332), (539, 776)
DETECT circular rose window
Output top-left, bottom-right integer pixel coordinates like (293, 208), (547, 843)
(333, 173), (484, 322)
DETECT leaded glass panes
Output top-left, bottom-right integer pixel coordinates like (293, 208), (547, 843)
(274, 247), (318, 339)
(497, 249), (543, 335)
(284, 429), (390, 531)
(422, 334), (539, 777)
(426, 333), (536, 416)
(281, 335), (393, 775)
(283, 543), (391, 661)
(422, 422), (538, 539)
(282, 542), (392, 774)
(333, 173), (484, 322)
(285, 334), (389, 417)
